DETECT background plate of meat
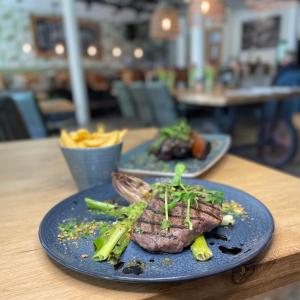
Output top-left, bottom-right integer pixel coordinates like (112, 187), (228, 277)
(118, 134), (231, 177)
(39, 178), (274, 283)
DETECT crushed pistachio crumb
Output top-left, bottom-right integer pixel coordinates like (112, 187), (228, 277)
(222, 201), (247, 218)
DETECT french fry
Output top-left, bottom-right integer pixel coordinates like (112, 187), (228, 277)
(70, 131), (79, 141)
(77, 129), (90, 140)
(90, 132), (107, 139)
(70, 129), (90, 142)
(60, 130), (77, 148)
(83, 139), (104, 148)
(76, 141), (86, 148)
(60, 127), (126, 148)
(117, 129), (127, 143)
(100, 132), (119, 147)
(97, 124), (106, 134)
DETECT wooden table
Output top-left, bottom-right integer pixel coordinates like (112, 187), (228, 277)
(38, 99), (75, 115)
(1, 128), (300, 300)
(175, 86), (300, 107)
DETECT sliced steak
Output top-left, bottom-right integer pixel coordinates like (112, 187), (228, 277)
(132, 196), (222, 253)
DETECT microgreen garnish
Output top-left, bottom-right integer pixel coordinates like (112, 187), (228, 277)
(150, 120), (191, 151)
(161, 187), (171, 230)
(152, 163), (224, 231)
(185, 196), (193, 230)
(171, 163), (186, 187)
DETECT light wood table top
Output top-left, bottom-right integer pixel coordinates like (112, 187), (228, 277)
(175, 86), (300, 107)
(1, 128), (300, 300)
(39, 99), (75, 115)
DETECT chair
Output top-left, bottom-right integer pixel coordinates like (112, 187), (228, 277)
(9, 91), (47, 138)
(121, 69), (144, 85)
(145, 81), (178, 126)
(112, 81), (136, 119)
(0, 97), (29, 141)
(129, 82), (155, 126)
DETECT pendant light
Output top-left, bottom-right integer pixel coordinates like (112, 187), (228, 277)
(150, 3), (180, 40)
(188, 0), (225, 27)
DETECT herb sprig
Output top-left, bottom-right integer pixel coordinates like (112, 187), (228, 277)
(150, 120), (191, 151)
(152, 163), (224, 231)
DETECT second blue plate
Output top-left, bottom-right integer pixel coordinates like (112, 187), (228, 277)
(119, 134), (231, 177)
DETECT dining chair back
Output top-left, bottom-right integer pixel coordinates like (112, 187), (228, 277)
(129, 81), (155, 126)
(112, 81), (136, 119)
(145, 81), (178, 126)
(0, 96), (29, 141)
(10, 91), (47, 138)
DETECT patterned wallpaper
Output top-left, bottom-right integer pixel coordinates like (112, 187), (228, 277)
(0, 0), (132, 74)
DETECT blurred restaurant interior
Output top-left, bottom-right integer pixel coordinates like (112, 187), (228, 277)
(2, 0), (300, 173)
(1, 0), (300, 299)
(2, 0), (300, 174)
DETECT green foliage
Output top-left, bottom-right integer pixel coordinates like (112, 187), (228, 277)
(159, 120), (191, 141)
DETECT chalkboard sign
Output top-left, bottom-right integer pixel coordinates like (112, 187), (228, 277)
(31, 16), (101, 59)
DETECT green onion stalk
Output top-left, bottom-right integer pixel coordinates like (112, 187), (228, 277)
(108, 231), (131, 265)
(93, 223), (128, 261)
(85, 197), (126, 218)
(85, 198), (146, 264)
(191, 235), (213, 261)
(161, 188), (171, 230)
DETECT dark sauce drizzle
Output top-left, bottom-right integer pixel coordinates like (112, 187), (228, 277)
(219, 246), (242, 255)
(122, 260), (144, 275)
(114, 261), (125, 271)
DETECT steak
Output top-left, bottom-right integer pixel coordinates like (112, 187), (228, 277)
(132, 195), (222, 253)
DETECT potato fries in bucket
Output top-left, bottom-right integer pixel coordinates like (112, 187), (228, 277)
(60, 127), (127, 149)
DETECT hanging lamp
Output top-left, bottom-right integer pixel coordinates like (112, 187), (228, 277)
(150, 3), (180, 40)
(188, 0), (225, 27)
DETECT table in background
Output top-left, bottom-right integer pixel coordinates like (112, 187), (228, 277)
(1, 128), (300, 300)
(175, 86), (300, 107)
(38, 98), (75, 115)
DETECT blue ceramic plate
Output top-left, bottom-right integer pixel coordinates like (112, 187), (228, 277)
(119, 134), (231, 177)
(39, 178), (274, 283)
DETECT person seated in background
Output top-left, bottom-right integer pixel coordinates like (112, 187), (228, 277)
(274, 51), (300, 84)
(265, 51), (300, 122)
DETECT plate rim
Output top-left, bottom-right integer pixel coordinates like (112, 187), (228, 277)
(118, 134), (231, 178)
(39, 178), (274, 283)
